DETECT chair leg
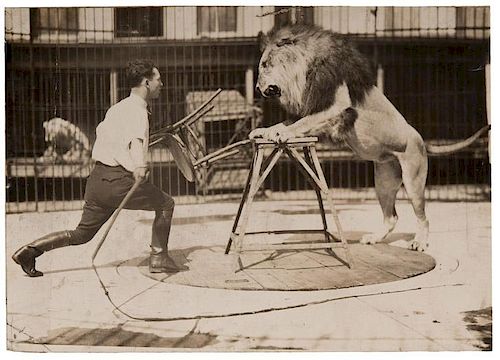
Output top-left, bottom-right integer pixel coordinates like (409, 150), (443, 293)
(304, 147), (329, 243)
(309, 146), (353, 267)
(225, 159), (254, 254)
(233, 147), (265, 253)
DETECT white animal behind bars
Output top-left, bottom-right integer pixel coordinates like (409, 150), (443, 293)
(41, 117), (91, 163)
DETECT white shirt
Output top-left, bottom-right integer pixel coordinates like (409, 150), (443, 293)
(92, 93), (149, 172)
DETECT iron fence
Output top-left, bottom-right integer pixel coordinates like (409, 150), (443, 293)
(4, 6), (490, 213)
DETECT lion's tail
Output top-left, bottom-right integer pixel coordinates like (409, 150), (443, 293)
(425, 125), (490, 156)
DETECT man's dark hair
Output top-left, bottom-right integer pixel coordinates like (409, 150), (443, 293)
(126, 59), (156, 88)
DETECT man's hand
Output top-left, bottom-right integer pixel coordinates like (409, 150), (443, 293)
(133, 166), (149, 183)
(249, 123), (293, 142)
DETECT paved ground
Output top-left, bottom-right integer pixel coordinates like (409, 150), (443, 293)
(5, 200), (492, 352)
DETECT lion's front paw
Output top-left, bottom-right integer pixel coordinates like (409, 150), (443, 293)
(249, 123), (292, 143)
(269, 124), (293, 142)
(360, 233), (382, 245)
(249, 128), (267, 139)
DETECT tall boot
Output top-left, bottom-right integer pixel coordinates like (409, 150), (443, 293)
(12, 230), (72, 277)
(149, 209), (178, 273)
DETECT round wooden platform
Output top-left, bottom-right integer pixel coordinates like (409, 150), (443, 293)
(137, 241), (436, 291)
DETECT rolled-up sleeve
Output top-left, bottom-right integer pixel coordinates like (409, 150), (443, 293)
(122, 111), (148, 146)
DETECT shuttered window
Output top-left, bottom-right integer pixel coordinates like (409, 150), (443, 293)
(30, 8), (79, 37)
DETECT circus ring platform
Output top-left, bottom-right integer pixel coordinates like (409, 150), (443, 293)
(133, 137), (436, 291)
(134, 240), (436, 291)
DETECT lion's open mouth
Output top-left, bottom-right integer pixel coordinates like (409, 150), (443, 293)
(263, 85), (281, 98)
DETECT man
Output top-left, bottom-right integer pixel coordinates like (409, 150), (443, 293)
(12, 59), (178, 276)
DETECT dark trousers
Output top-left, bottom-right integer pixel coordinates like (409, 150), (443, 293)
(68, 162), (175, 251)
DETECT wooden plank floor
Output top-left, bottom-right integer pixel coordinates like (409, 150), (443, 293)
(140, 243), (436, 291)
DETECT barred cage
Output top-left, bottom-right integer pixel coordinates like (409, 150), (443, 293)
(4, 6), (490, 213)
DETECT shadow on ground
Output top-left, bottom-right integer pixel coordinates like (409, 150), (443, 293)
(32, 326), (218, 348)
(462, 307), (492, 351)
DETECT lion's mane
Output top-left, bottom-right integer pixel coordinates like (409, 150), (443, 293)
(264, 25), (375, 117)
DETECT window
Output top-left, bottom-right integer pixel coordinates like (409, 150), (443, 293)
(115, 7), (163, 37)
(30, 8), (79, 38)
(197, 7), (237, 35)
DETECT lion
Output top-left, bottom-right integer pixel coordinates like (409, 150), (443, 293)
(250, 24), (490, 252)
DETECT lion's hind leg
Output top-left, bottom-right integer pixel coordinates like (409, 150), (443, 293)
(361, 160), (402, 245)
(399, 135), (429, 252)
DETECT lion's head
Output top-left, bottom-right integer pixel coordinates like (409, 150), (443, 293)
(256, 24), (375, 117)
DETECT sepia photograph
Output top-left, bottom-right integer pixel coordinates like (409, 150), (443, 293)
(2, 1), (493, 353)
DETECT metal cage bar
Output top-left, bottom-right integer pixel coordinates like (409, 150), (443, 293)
(4, 6), (490, 213)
